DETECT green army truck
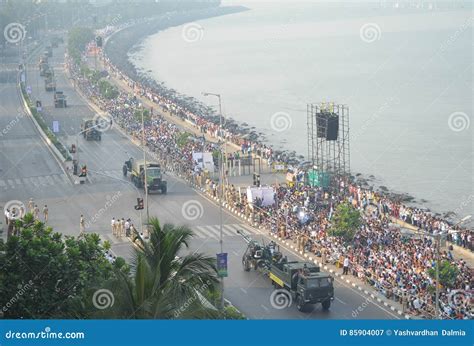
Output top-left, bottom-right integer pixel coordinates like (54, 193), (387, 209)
(269, 261), (334, 312)
(54, 91), (67, 108)
(125, 158), (167, 194)
(39, 62), (49, 77)
(82, 118), (102, 141)
(45, 76), (56, 91)
(44, 69), (56, 92)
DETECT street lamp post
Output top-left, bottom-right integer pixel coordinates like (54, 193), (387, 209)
(140, 106), (150, 225)
(202, 91), (225, 311)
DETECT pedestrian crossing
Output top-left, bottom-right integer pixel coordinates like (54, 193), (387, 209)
(88, 170), (126, 184)
(102, 223), (257, 247)
(191, 223), (257, 240)
(0, 173), (70, 190)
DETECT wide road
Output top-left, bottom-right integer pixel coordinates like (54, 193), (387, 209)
(0, 48), (68, 228)
(8, 41), (400, 319)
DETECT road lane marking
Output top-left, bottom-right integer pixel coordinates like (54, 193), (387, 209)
(335, 297), (347, 305)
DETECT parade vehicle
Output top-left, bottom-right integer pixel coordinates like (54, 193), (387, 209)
(54, 91), (67, 108)
(269, 260), (334, 311)
(44, 76), (56, 91)
(237, 230), (282, 271)
(238, 230), (334, 312)
(81, 118), (102, 141)
(39, 62), (49, 77)
(125, 158), (167, 194)
(44, 69), (56, 91)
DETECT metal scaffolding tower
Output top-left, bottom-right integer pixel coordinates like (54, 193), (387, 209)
(307, 102), (350, 182)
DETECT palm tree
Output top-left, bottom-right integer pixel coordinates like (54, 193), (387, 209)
(103, 218), (220, 319)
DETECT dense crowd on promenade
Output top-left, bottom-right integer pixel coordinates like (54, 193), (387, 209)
(65, 42), (472, 320)
(229, 182), (472, 319)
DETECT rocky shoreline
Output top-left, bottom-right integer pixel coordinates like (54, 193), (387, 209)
(103, 8), (470, 229)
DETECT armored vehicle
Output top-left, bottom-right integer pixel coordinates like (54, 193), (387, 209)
(82, 118), (101, 141)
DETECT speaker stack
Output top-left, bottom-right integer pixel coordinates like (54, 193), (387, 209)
(316, 112), (339, 141)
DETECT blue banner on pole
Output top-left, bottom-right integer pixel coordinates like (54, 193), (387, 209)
(52, 121), (59, 133)
(216, 252), (227, 277)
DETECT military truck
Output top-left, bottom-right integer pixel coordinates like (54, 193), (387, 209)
(238, 230), (334, 312)
(54, 91), (67, 108)
(45, 76), (56, 91)
(44, 69), (56, 91)
(39, 62), (49, 77)
(125, 158), (167, 194)
(269, 261), (334, 311)
(82, 118), (101, 141)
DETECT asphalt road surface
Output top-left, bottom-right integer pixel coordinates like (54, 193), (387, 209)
(0, 41), (400, 319)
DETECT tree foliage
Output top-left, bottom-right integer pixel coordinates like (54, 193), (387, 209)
(134, 108), (151, 122)
(0, 217), (120, 318)
(101, 218), (221, 319)
(328, 202), (362, 242)
(98, 80), (119, 100)
(68, 27), (94, 65)
(427, 260), (460, 289)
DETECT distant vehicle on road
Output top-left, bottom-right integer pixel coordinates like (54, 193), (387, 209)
(81, 118), (101, 141)
(54, 91), (67, 108)
(125, 158), (167, 194)
(44, 68), (56, 92)
(44, 76), (56, 91)
(46, 46), (52, 57)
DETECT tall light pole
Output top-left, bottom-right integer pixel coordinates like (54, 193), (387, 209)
(202, 91), (225, 310)
(141, 107), (150, 225)
(435, 214), (471, 319)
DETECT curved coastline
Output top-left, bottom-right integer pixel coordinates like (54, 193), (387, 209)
(103, 8), (472, 230)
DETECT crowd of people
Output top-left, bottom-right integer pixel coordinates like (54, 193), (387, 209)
(65, 40), (472, 320)
(224, 181), (472, 319)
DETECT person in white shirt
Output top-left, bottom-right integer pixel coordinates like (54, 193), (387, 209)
(343, 256), (350, 275)
(111, 218), (116, 236)
(4, 209), (10, 225)
(125, 219), (130, 237)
